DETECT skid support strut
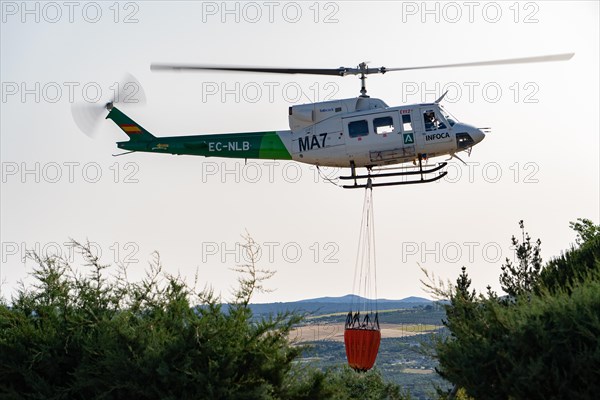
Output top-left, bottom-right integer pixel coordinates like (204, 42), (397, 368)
(340, 154), (448, 189)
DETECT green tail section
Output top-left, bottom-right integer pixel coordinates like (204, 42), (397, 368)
(171, 131), (292, 160)
(108, 107), (292, 160)
(107, 107), (156, 142)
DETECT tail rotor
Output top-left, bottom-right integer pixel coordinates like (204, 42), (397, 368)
(70, 73), (146, 138)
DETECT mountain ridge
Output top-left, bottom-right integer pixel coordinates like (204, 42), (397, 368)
(247, 295), (434, 317)
(292, 294), (431, 304)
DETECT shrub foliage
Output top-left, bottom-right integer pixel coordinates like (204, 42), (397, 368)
(429, 220), (600, 400)
(0, 237), (406, 400)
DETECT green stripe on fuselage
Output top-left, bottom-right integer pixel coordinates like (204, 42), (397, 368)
(120, 131), (292, 160)
(257, 132), (292, 159)
(186, 131), (292, 160)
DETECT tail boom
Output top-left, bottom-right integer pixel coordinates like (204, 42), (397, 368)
(109, 107), (292, 160)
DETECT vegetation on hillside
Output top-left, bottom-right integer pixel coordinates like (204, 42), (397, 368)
(424, 218), (600, 400)
(0, 235), (407, 399)
(2, 218), (598, 399)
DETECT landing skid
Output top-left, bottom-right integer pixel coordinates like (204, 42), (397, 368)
(340, 157), (448, 189)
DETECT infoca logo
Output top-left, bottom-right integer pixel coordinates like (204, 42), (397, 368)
(425, 132), (450, 141)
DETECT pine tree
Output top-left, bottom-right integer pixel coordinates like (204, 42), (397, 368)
(499, 220), (542, 298)
(569, 217), (600, 246)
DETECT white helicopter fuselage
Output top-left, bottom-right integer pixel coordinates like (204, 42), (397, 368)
(281, 97), (485, 168)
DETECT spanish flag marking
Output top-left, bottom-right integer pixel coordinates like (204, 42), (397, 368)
(121, 124), (142, 134)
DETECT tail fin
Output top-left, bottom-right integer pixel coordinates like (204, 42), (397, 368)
(106, 107), (156, 142)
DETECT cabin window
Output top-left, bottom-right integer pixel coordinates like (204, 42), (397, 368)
(373, 116), (394, 134)
(402, 114), (413, 133)
(348, 120), (369, 138)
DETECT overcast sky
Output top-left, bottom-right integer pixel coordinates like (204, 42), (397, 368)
(1, 1), (598, 303)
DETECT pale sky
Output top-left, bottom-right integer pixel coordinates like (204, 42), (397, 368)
(1, 1), (598, 303)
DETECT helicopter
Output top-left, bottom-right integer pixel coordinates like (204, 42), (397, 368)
(74, 53), (573, 188)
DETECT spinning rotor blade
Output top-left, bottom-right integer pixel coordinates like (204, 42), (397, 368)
(71, 73), (146, 138)
(151, 53), (572, 98)
(71, 102), (108, 139)
(151, 53), (573, 77)
(382, 53), (574, 72)
(151, 64), (348, 75)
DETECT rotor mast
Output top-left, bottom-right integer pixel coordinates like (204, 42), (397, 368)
(358, 62), (369, 98)
(343, 62), (386, 98)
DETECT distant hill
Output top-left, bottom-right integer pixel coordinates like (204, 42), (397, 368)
(295, 294), (432, 304)
(248, 294), (433, 317)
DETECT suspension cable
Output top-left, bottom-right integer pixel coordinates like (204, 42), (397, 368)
(350, 184), (378, 324)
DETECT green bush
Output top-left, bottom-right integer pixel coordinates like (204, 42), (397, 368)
(286, 366), (409, 400)
(436, 278), (600, 400)
(432, 220), (600, 400)
(0, 238), (408, 400)
(539, 234), (600, 294)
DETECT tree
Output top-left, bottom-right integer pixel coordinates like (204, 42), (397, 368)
(454, 267), (476, 302)
(430, 219), (600, 400)
(540, 219), (600, 294)
(0, 237), (408, 400)
(569, 217), (600, 246)
(499, 220), (542, 298)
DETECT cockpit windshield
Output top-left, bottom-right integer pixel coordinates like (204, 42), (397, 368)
(439, 105), (458, 127)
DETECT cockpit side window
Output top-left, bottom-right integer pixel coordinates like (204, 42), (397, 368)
(440, 106), (457, 127)
(438, 116), (447, 130)
(423, 110), (447, 131)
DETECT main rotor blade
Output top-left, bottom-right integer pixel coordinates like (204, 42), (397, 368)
(151, 64), (348, 76)
(383, 53), (574, 72)
(151, 53), (573, 77)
